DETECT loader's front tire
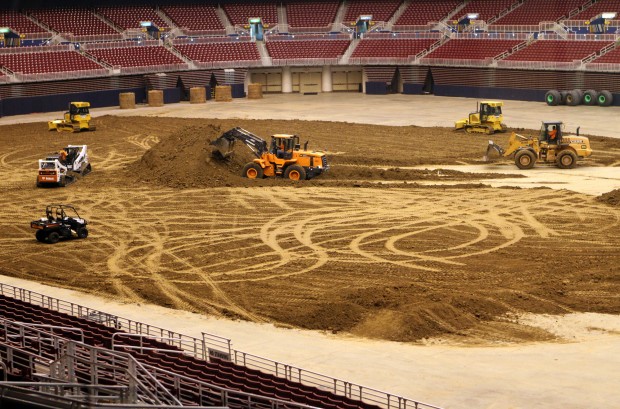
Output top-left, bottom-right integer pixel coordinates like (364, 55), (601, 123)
(597, 90), (613, 107)
(35, 230), (47, 242)
(515, 150), (536, 170)
(47, 232), (60, 244)
(242, 163), (263, 179)
(284, 164), (306, 181)
(556, 150), (578, 169)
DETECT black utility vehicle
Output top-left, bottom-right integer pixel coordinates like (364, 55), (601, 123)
(31, 204), (88, 244)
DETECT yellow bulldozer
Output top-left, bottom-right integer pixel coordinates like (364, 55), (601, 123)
(455, 100), (507, 134)
(211, 127), (328, 180)
(48, 102), (96, 133)
(484, 121), (592, 169)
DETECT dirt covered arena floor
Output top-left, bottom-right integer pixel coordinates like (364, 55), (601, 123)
(1, 113), (619, 346)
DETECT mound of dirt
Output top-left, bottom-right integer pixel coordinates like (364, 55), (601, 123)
(597, 189), (620, 206)
(132, 124), (259, 188)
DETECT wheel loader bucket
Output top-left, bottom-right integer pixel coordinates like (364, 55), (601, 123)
(211, 136), (236, 158)
(483, 140), (504, 162)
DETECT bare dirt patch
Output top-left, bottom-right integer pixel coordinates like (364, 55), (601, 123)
(0, 116), (619, 343)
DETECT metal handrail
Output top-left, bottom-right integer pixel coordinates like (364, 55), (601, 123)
(0, 282), (443, 409)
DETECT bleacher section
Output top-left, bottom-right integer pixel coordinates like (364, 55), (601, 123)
(343, 0), (402, 23)
(589, 45), (620, 63)
(28, 8), (119, 37)
(286, 0), (340, 28)
(97, 6), (169, 30)
(266, 38), (350, 59)
(222, 2), (279, 26)
(0, 50), (103, 74)
(395, 0), (462, 26)
(160, 5), (225, 32)
(351, 38), (437, 58)
(454, 0), (518, 23)
(492, 0), (587, 25)
(175, 41), (261, 63)
(570, 0), (620, 20)
(0, 288), (428, 409)
(503, 39), (611, 62)
(423, 38), (522, 60)
(87, 45), (184, 68)
(0, 10), (49, 35)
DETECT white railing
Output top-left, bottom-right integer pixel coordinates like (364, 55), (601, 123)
(586, 62), (620, 71)
(0, 74), (10, 84)
(392, 23), (441, 32)
(449, 32), (531, 40)
(363, 32), (442, 40)
(0, 283), (444, 409)
(179, 28), (227, 37)
(485, 24), (540, 32)
(172, 36), (251, 45)
(194, 60), (263, 69)
(265, 33), (351, 41)
(288, 24), (334, 34)
(347, 57), (412, 65)
(20, 32), (53, 40)
(418, 57), (494, 67)
(0, 44), (73, 54)
(119, 63), (190, 75)
(13, 68), (110, 83)
(82, 39), (161, 50)
(271, 57), (341, 66)
(496, 59), (583, 70)
(61, 32), (124, 43)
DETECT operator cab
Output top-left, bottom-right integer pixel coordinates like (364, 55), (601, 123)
(479, 101), (503, 120)
(68, 102), (91, 120)
(271, 134), (300, 159)
(540, 121), (564, 144)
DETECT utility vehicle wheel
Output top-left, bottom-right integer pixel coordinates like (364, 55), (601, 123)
(242, 163), (263, 179)
(556, 150), (578, 169)
(597, 90), (613, 107)
(544, 90), (561, 106)
(582, 89), (597, 106)
(77, 227), (89, 239)
(47, 232), (60, 244)
(559, 90), (569, 105)
(515, 150), (536, 170)
(284, 164), (306, 181)
(35, 230), (47, 242)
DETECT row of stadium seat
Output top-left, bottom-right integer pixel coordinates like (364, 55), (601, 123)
(1, 38), (619, 75)
(2, 0), (618, 37)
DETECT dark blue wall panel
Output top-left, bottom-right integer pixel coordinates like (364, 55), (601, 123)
(228, 83), (246, 98)
(162, 87), (181, 103)
(403, 83), (423, 94)
(365, 82), (388, 95)
(0, 87), (146, 117)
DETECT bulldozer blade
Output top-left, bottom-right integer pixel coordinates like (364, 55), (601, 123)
(211, 136), (235, 159)
(484, 140), (504, 162)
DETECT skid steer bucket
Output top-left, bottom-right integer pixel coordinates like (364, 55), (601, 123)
(483, 140), (505, 162)
(211, 136), (236, 158)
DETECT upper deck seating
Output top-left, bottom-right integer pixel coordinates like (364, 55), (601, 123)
(175, 41), (261, 62)
(29, 8), (118, 36)
(569, 0), (620, 20)
(0, 10), (49, 35)
(589, 46), (620, 63)
(266, 39), (350, 59)
(87, 46), (184, 68)
(455, 0), (518, 23)
(160, 5), (224, 31)
(343, 0), (402, 23)
(424, 38), (523, 59)
(0, 50), (103, 74)
(395, 0), (462, 26)
(286, 0), (340, 28)
(351, 38), (436, 58)
(222, 2), (278, 26)
(97, 6), (168, 30)
(492, 0), (588, 25)
(503, 39), (611, 61)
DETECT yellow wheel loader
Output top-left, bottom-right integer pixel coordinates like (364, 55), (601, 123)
(484, 121), (592, 169)
(455, 100), (507, 134)
(48, 102), (96, 133)
(211, 127), (329, 180)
